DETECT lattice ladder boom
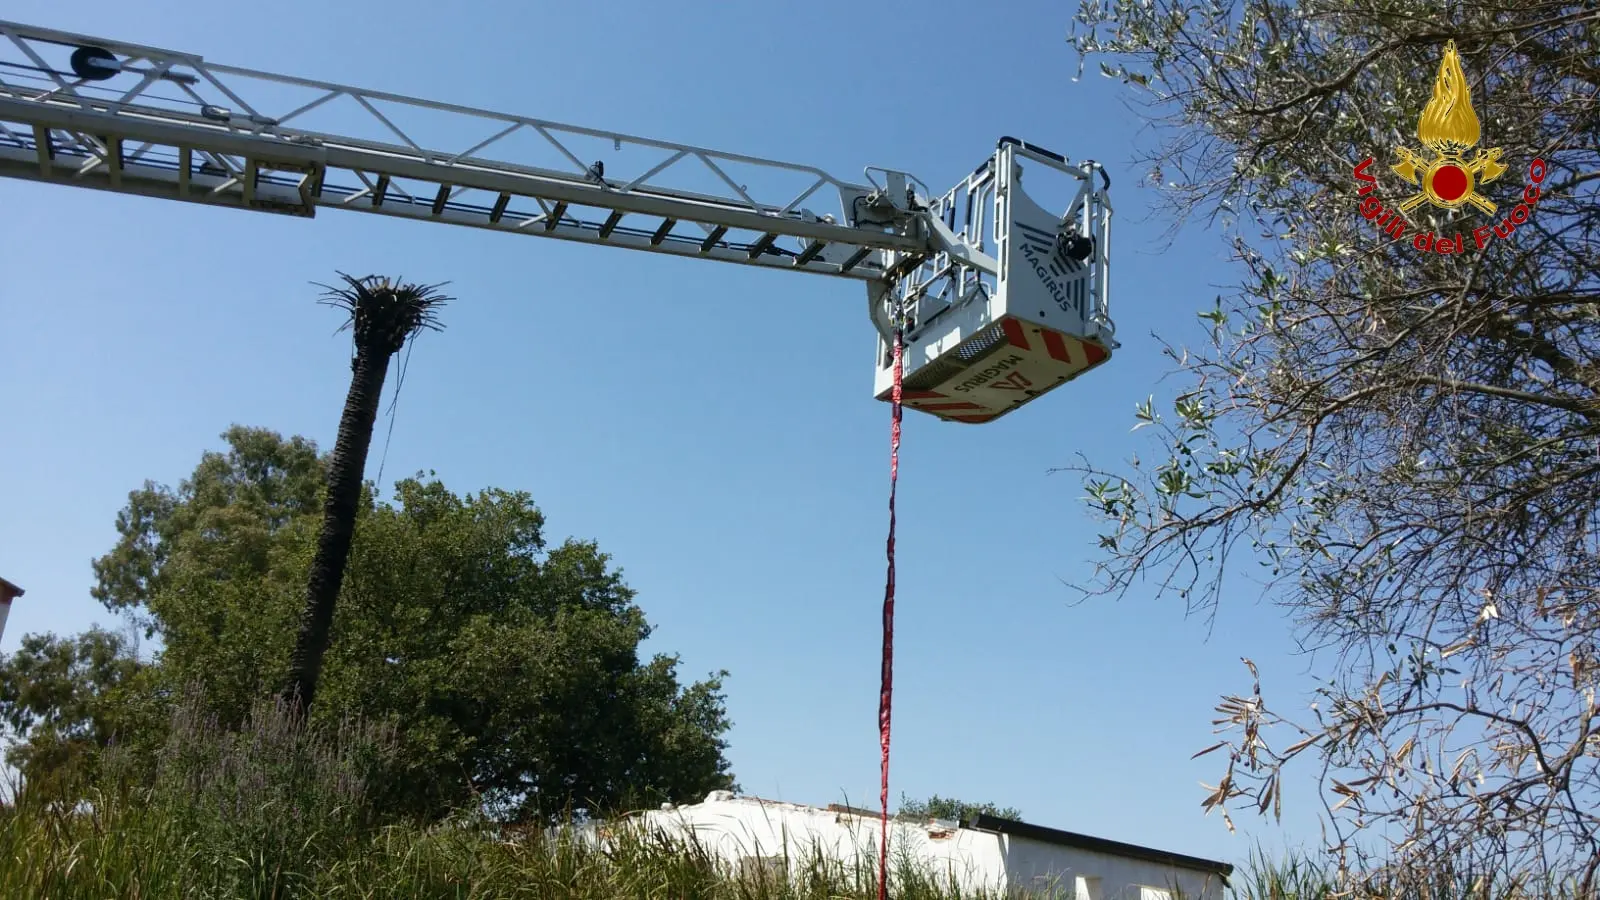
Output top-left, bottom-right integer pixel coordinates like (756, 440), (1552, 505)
(0, 19), (936, 282)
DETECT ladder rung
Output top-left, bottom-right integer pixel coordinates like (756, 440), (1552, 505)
(32, 124), (50, 175)
(0, 100), (921, 282)
(840, 246), (871, 273)
(297, 170), (319, 208)
(545, 200), (567, 231)
(701, 225), (728, 252)
(105, 136), (122, 188)
(746, 233), (777, 259)
(885, 254), (921, 280)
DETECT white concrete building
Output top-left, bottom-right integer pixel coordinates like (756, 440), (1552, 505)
(586, 791), (1232, 899)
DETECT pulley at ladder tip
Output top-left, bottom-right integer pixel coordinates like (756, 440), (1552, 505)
(67, 42), (201, 85)
(69, 45), (116, 80)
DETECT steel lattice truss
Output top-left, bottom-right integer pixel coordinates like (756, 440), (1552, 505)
(0, 19), (937, 281)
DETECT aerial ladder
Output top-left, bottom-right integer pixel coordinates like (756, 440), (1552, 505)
(0, 20), (1117, 424)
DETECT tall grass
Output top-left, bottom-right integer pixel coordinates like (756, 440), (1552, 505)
(0, 687), (1011, 899)
(1, 685), (399, 899)
(2, 690), (1591, 898)
(0, 782), (1007, 899)
(1229, 845), (1591, 900)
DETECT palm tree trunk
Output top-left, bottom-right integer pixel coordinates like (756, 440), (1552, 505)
(284, 344), (394, 713)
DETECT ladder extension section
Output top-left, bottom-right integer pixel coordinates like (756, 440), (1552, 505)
(0, 20), (931, 281)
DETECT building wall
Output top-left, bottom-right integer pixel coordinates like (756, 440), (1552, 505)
(997, 834), (1227, 900)
(608, 794), (1225, 900)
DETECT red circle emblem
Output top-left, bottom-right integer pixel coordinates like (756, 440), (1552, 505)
(1432, 164), (1468, 202)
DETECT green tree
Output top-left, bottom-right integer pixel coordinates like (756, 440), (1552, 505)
(1065, 0), (1599, 890)
(286, 273), (450, 714)
(897, 793), (1021, 823)
(0, 628), (164, 802)
(84, 426), (736, 823)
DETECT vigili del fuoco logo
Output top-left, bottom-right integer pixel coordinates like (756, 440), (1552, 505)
(1350, 40), (1546, 255)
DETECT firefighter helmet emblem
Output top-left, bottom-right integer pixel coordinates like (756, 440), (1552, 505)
(1392, 40), (1506, 215)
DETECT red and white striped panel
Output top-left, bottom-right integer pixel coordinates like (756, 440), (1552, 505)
(882, 316), (1111, 424)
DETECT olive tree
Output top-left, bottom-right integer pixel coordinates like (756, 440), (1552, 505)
(1063, 0), (1600, 891)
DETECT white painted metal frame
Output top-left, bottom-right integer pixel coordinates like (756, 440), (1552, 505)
(884, 141), (1114, 350)
(0, 19), (936, 281)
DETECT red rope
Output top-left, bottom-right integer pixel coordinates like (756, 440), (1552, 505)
(878, 328), (903, 900)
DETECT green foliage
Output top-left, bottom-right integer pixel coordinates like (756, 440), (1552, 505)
(0, 627), (164, 803)
(14, 425), (735, 825)
(896, 793), (1022, 823)
(90, 426), (325, 636)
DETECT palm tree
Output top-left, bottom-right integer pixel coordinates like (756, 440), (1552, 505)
(284, 272), (449, 714)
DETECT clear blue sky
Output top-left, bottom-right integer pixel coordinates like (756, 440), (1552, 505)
(0, 0), (1325, 867)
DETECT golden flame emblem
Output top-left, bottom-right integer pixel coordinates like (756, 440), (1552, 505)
(1392, 40), (1506, 215)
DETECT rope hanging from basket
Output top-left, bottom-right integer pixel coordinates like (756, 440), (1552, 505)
(877, 326), (903, 900)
